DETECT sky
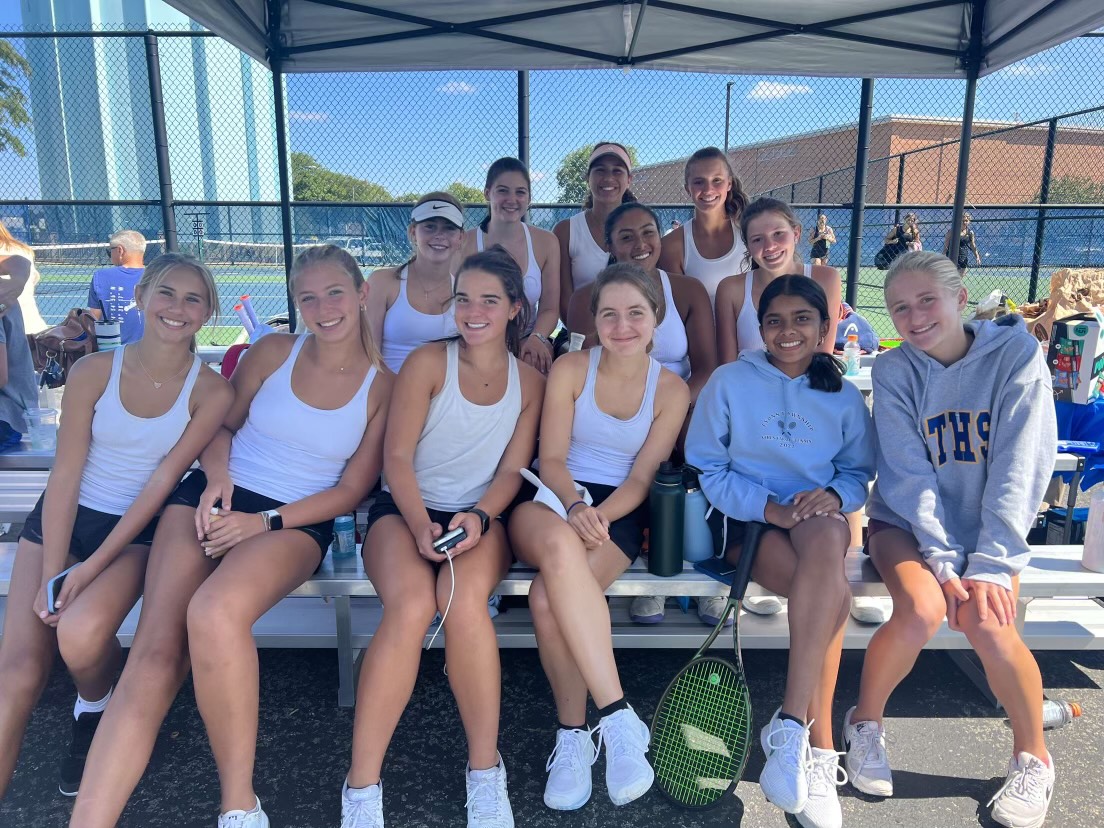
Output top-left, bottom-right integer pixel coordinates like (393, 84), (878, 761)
(1, 2), (1101, 203)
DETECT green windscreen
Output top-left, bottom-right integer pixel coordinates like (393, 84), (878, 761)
(650, 656), (752, 808)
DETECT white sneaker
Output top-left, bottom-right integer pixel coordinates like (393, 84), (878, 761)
(796, 747), (847, 828)
(217, 798), (269, 828)
(594, 706), (654, 806)
(744, 595), (784, 616)
(341, 779), (384, 828)
(543, 728), (598, 810)
(629, 595), (665, 624)
(849, 596), (892, 624)
(989, 752), (1055, 828)
(695, 595), (733, 626)
(841, 706), (893, 797)
(465, 755), (514, 828)
(759, 708), (812, 813)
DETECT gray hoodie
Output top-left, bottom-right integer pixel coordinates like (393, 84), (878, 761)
(866, 317), (1057, 590)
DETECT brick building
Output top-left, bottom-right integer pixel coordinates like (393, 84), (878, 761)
(631, 116), (1104, 205)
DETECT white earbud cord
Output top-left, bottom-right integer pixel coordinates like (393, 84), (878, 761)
(424, 549), (455, 651)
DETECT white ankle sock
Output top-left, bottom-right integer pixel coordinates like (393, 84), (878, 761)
(73, 688), (112, 720)
(344, 780), (381, 801)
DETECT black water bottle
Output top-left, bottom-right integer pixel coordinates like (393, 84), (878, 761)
(648, 461), (685, 576)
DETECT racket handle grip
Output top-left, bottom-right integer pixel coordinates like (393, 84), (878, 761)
(728, 521), (768, 601)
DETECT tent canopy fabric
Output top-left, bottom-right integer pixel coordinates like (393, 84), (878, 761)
(164, 0), (1104, 78)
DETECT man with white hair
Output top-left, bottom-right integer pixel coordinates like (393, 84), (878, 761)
(88, 230), (146, 343)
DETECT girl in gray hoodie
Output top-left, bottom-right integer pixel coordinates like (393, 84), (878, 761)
(843, 251), (1057, 828)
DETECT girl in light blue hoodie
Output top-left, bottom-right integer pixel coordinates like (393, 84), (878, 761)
(843, 251), (1057, 828)
(686, 275), (874, 828)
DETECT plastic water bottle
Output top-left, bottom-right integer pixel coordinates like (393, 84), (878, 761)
(843, 333), (861, 376)
(332, 514), (356, 559)
(682, 467), (713, 563)
(648, 462), (685, 576)
(1004, 700), (1082, 731)
(1082, 487), (1104, 573)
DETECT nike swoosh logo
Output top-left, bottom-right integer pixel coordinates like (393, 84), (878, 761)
(432, 205), (445, 210)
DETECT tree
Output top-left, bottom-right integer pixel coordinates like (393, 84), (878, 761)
(290, 152), (392, 202)
(556, 143), (639, 203)
(444, 181), (485, 203)
(393, 192), (420, 203)
(1037, 175), (1104, 204)
(0, 40), (32, 156)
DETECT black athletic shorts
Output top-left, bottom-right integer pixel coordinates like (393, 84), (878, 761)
(166, 470), (334, 557)
(20, 493), (158, 563)
(574, 481), (649, 563)
(706, 508), (787, 559)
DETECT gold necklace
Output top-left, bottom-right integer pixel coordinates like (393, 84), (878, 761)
(132, 346), (191, 389)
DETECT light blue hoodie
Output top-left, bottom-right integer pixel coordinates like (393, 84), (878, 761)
(866, 317), (1057, 590)
(685, 350), (875, 523)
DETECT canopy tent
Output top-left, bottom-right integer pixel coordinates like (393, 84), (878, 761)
(157, 0), (1104, 317)
(163, 0), (1104, 77)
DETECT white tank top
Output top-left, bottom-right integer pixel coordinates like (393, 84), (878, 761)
(476, 224), (542, 330)
(392, 339), (522, 512)
(380, 267), (458, 373)
(651, 270), (690, 379)
(681, 216), (748, 307)
(567, 211), (609, 291)
(566, 347), (661, 488)
(736, 263), (814, 354)
(79, 347), (201, 515)
(229, 336), (378, 503)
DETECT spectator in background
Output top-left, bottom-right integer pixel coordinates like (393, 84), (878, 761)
(0, 255), (35, 452)
(0, 220), (47, 335)
(88, 231), (146, 344)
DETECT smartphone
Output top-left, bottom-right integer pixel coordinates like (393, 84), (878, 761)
(45, 563), (80, 614)
(432, 527), (467, 555)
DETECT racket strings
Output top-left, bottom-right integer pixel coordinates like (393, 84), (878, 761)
(652, 659), (751, 806)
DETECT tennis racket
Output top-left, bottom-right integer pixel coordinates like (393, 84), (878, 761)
(649, 521), (767, 808)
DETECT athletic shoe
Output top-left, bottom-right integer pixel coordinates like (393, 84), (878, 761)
(759, 708), (812, 813)
(989, 752), (1055, 828)
(796, 747), (847, 828)
(695, 595), (734, 626)
(341, 779), (384, 828)
(841, 706), (893, 797)
(849, 596), (892, 624)
(744, 595), (784, 616)
(629, 595), (665, 624)
(594, 706), (654, 806)
(544, 728), (598, 810)
(217, 798), (270, 828)
(465, 755), (514, 828)
(487, 595), (501, 620)
(58, 711), (103, 796)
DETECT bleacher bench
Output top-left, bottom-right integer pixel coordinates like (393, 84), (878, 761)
(2, 543), (1103, 708)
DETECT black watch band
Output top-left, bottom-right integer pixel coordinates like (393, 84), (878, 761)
(467, 508), (490, 534)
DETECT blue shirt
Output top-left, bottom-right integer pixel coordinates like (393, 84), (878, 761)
(88, 266), (144, 344)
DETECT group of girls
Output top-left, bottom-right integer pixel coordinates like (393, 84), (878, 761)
(0, 140), (1058, 828)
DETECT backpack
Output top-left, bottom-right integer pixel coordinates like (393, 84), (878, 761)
(28, 308), (98, 387)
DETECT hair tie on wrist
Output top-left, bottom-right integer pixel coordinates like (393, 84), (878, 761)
(566, 500), (586, 515)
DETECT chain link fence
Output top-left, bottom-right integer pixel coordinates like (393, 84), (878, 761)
(0, 25), (1101, 342)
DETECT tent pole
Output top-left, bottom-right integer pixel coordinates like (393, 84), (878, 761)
(517, 71), (530, 168)
(948, 0), (986, 269)
(845, 78), (874, 308)
(268, 0), (296, 329)
(144, 35), (178, 252)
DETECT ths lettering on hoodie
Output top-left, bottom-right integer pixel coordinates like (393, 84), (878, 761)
(866, 317), (1057, 590)
(685, 349), (875, 525)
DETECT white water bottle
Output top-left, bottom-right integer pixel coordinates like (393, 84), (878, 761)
(843, 333), (861, 376)
(1082, 487), (1104, 572)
